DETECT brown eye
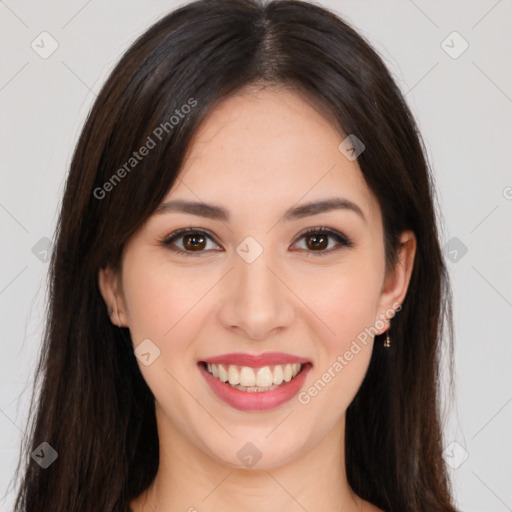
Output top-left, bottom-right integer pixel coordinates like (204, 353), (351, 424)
(293, 228), (353, 255)
(305, 233), (329, 251)
(162, 228), (221, 255)
(183, 233), (207, 251)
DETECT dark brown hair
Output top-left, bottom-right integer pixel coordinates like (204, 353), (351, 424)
(14, 0), (456, 510)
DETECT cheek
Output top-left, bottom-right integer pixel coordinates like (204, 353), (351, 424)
(296, 267), (380, 420)
(121, 259), (216, 410)
(296, 253), (382, 403)
(298, 255), (383, 344)
(122, 256), (215, 344)
(121, 256), (225, 402)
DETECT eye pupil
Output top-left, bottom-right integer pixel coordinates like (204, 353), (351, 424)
(306, 234), (328, 250)
(184, 234), (206, 250)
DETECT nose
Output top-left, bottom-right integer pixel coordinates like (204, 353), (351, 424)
(216, 249), (295, 341)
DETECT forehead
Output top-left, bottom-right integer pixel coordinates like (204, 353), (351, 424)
(167, 85), (380, 227)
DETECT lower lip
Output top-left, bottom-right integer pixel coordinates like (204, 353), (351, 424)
(198, 362), (312, 412)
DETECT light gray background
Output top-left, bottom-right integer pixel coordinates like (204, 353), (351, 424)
(1, 1), (511, 511)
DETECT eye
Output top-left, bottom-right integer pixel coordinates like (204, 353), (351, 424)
(292, 227), (353, 255)
(161, 226), (353, 256)
(161, 228), (222, 255)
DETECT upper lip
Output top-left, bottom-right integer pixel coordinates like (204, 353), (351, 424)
(200, 352), (311, 367)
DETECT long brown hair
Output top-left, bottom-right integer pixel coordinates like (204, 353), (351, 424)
(14, 0), (456, 510)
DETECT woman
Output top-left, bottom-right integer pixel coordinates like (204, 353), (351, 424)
(14, 0), (457, 510)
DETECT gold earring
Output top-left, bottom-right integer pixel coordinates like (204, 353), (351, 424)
(383, 331), (391, 348)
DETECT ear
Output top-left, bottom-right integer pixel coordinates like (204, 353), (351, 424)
(376, 230), (416, 331)
(98, 266), (129, 327)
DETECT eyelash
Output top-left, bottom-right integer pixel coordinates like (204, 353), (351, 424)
(160, 226), (353, 257)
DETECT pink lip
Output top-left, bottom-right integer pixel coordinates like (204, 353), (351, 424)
(200, 352), (310, 368)
(198, 361), (312, 412)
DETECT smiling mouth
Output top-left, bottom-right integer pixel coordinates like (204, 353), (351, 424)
(199, 362), (310, 392)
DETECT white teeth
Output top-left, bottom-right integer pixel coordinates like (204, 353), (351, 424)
(218, 364), (229, 382)
(256, 366), (273, 387)
(228, 365), (240, 385)
(240, 367), (256, 387)
(231, 384), (279, 392)
(272, 365), (284, 385)
(205, 362), (304, 390)
(283, 364), (293, 382)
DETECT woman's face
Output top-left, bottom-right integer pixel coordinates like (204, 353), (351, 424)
(100, 86), (415, 469)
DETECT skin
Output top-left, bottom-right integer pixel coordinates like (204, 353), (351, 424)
(99, 85), (416, 512)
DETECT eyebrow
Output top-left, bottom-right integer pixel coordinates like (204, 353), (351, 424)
(155, 197), (366, 223)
